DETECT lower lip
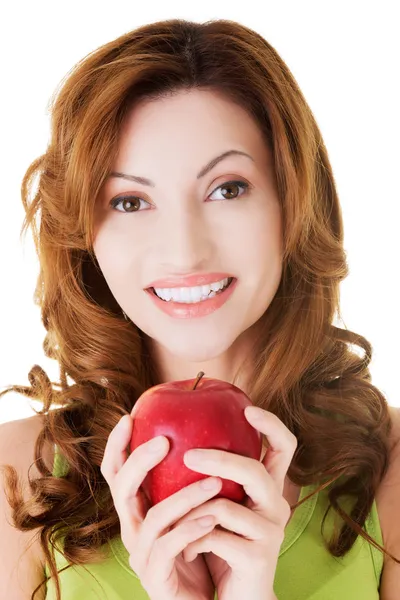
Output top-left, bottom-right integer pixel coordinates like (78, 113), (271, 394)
(145, 278), (238, 319)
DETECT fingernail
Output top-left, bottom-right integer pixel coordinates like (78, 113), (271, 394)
(147, 436), (166, 452)
(245, 406), (264, 420)
(198, 515), (214, 527)
(117, 415), (129, 430)
(200, 477), (220, 490)
(185, 449), (206, 463)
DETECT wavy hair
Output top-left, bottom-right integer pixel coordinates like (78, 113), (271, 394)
(0, 17), (398, 600)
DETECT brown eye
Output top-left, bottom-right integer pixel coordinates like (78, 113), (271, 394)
(110, 196), (149, 212)
(109, 180), (251, 213)
(209, 180), (250, 201)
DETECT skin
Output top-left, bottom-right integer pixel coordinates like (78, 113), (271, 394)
(93, 89), (302, 600)
(92, 89), (400, 597)
(93, 88), (284, 392)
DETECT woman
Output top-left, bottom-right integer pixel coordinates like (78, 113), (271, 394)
(1, 17), (399, 600)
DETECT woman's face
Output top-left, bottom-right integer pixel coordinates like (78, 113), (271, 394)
(93, 89), (283, 376)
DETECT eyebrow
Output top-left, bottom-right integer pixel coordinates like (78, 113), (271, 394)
(107, 149), (254, 186)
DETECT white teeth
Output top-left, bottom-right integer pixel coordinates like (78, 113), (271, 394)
(154, 277), (230, 303)
(210, 281), (223, 292)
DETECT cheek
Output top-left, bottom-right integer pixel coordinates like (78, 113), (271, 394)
(93, 233), (115, 276)
(92, 230), (138, 291)
(238, 209), (283, 271)
(240, 211), (283, 315)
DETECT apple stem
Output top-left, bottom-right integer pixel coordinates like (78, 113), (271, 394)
(193, 371), (205, 390)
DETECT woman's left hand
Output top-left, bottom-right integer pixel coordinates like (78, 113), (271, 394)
(171, 406), (298, 600)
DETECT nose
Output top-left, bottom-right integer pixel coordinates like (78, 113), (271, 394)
(157, 204), (214, 274)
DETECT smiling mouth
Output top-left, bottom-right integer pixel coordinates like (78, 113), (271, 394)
(149, 277), (235, 303)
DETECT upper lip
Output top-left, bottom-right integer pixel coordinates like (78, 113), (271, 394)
(146, 272), (235, 289)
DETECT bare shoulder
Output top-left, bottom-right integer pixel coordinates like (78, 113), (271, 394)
(385, 405), (400, 453)
(0, 414), (54, 599)
(0, 413), (54, 464)
(375, 405), (400, 529)
(375, 406), (400, 598)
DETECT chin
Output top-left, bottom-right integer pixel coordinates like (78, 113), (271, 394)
(159, 331), (237, 364)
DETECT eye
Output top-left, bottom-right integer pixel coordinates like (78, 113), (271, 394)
(208, 180), (251, 201)
(109, 179), (251, 213)
(109, 196), (150, 213)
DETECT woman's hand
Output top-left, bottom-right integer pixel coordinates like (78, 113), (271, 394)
(100, 412), (224, 600)
(172, 406), (297, 600)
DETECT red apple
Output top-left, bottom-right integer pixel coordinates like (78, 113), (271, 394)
(130, 371), (262, 506)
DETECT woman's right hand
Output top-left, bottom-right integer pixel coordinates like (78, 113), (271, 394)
(100, 412), (222, 600)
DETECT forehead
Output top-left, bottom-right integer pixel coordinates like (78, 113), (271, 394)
(113, 90), (272, 178)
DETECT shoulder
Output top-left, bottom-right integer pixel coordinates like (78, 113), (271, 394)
(0, 414), (55, 570)
(0, 414), (55, 478)
(0, 412), (54, 462)
(375, 405), (400, 535)
(375, 406), (400, 510)
(375, 406), (400, 598)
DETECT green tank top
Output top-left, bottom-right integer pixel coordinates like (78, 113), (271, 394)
(44, 445), (384, 599)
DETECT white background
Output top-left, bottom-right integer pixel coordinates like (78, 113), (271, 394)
(0, 1), (399, 424)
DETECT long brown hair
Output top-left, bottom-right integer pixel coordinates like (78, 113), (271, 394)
(0, 17), (397, 600)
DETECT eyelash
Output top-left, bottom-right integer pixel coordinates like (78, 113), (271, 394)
(109, 179), (251, 213)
